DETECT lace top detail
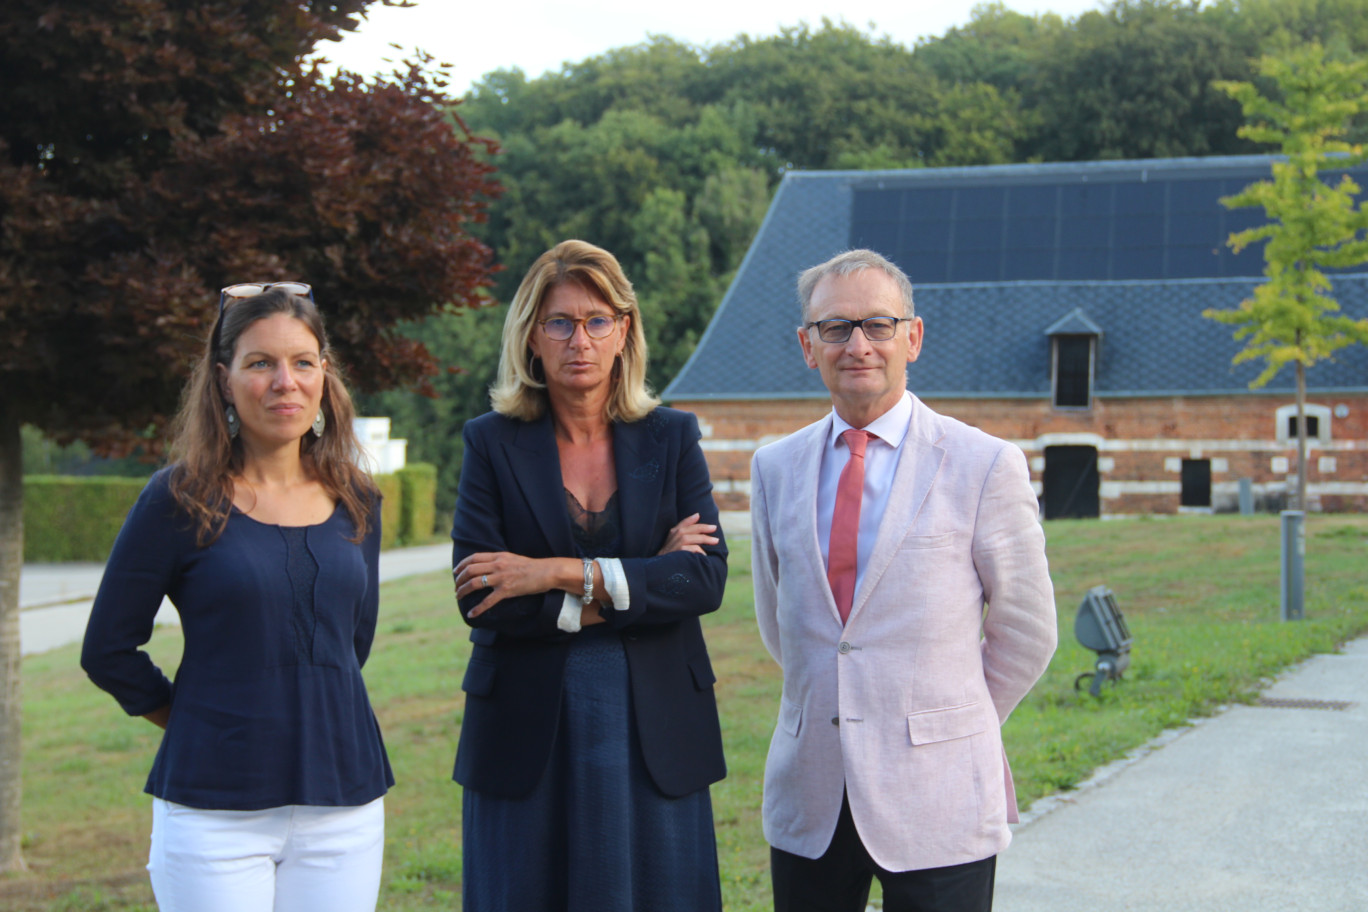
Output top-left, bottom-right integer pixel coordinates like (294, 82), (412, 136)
(280, 526), (320, 665)
(565, 489), (622, 560)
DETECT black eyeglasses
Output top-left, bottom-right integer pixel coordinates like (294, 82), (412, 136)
(805, 317), (911, 343)
(538, 314), (622, 341)
(219, 282), (313, 314)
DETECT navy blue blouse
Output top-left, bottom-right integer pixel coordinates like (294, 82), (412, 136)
(80, 467), (393, 811)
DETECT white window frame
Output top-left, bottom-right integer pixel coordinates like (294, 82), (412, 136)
(1274, 403), (1331, 448)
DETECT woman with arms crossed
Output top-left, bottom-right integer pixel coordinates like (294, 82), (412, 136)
(451, 240), (728, 911)
(81, 284), (392, 911)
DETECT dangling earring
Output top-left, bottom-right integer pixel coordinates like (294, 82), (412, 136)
(530, 355), (546, 384)
(312, 409), (326, 437)
(225, 404), (241, 439)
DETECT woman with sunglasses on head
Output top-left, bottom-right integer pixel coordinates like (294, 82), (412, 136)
(81, 283), (392, 912)
(451, 240), (728, 911)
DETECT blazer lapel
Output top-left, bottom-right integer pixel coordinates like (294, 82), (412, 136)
(849, 399), (946, 621)
(502, 413), (577, 557)
(789, 416), (840, 623)
(613, 411), (668, 558)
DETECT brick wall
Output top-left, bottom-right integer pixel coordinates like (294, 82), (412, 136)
(679, 394), (1368, 515)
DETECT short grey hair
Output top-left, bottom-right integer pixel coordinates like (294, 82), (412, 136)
(796, 249), (915, 324)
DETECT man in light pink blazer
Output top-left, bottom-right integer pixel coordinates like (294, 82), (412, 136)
(751, 249), (1057, 912)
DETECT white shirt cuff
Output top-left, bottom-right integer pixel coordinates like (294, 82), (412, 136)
(555, 558), (629, 634)
(556, 593), (582, 633)
(597, 558), (629, 613)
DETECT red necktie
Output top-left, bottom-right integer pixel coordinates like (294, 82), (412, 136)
(828, 429), (874, 624)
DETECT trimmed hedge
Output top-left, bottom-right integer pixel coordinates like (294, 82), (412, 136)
(373, 472), (401, 551)
(23, 469), (435, 562)
(396, 462), (438, 545)
(23, 476), (147, 562)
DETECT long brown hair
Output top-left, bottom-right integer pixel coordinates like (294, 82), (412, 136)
(167, 288), (378, 545)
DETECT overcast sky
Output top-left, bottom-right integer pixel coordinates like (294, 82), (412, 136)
(320, 0), (1107, 93)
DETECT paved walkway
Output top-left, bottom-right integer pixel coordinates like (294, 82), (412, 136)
(995, 638), (1368, 911)
(18, 543), (451, 656)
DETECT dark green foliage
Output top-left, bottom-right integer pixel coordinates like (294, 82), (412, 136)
(396, 462), (438, 544)
(355, 302), (507, 519)
(21, 477), (145, 562)
(1020, 1), (1258, 161)
(20, 426), (156, 478)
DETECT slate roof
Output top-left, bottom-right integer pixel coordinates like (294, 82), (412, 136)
(663, 157), (1368, 401)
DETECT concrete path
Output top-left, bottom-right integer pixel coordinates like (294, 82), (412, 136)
(995, 638), (1368, 911)
(18, 543), (452, 657)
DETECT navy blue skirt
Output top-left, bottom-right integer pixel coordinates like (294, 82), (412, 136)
(462, 626), (722, 912)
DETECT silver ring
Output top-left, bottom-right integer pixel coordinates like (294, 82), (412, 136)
(482, 574), (489, 588)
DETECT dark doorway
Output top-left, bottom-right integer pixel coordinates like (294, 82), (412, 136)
(1044, 446), (1100, 519)
(1181, 459), (1212, 508)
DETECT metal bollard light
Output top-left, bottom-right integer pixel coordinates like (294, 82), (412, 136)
(1281, 510), (1305, 621)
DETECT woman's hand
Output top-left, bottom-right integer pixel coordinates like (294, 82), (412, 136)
(658, 513), (719, 555)
(455, 551), (565, 619)
(144, 705), (170, 730)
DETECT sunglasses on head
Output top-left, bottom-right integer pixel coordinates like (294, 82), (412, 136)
(218, 282), (314, 314)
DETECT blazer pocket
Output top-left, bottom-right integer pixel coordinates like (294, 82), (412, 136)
(898, 531), (956, 551)
(779, 696), (803, 737)
(906, 702), (986, 745)
(461, 657), (496, 697)
(688, 655), (717, 691)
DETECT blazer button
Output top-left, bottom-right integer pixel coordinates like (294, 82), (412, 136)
(838, 641), (852, 654)
(831, 716), (840, 726)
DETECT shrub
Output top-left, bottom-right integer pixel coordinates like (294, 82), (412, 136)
(23, 476), (147, 562)
(396, 463), (438, 544)
(374, 473), (402, 551)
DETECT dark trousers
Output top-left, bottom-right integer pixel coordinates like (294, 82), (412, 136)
(770, 792), (996, 912)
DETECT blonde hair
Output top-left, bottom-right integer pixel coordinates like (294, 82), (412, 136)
(490, 239), (658, 422)
(167, 288), (378, 545)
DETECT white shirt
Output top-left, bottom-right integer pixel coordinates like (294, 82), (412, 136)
(815, 391), (913, 599)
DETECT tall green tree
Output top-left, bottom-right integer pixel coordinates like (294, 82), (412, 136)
(0, 0), (499, 872)
(1023, 0), (1257, 161)
(357, 302), (508, 521)
(1205, 42), (1368, 510)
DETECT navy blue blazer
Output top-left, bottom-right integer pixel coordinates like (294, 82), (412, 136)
(450, 406), (728, 798)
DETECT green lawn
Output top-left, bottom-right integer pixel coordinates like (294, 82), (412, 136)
(5, 513), (1368, 910)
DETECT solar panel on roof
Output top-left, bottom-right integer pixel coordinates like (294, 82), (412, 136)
(850, 163), (1368, 284)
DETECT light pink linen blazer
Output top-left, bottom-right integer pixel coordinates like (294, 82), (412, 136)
(750, 393), (1057, 872)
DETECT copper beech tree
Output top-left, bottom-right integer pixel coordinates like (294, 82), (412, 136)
(0, 0), (500, 872)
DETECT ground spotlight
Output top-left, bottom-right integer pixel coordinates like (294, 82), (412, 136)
(1073, 585), (1131, 697)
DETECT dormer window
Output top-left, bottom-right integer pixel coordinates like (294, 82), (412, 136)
(1054, 336), (1093, 407)
(1046, 309), (1103, 410)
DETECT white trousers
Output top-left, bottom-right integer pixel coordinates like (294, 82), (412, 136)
(148, 797), (385, 912)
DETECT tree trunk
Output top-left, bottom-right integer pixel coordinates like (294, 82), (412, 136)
(1295, 354), (1308, 512)
(0, 403), (27, 872)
